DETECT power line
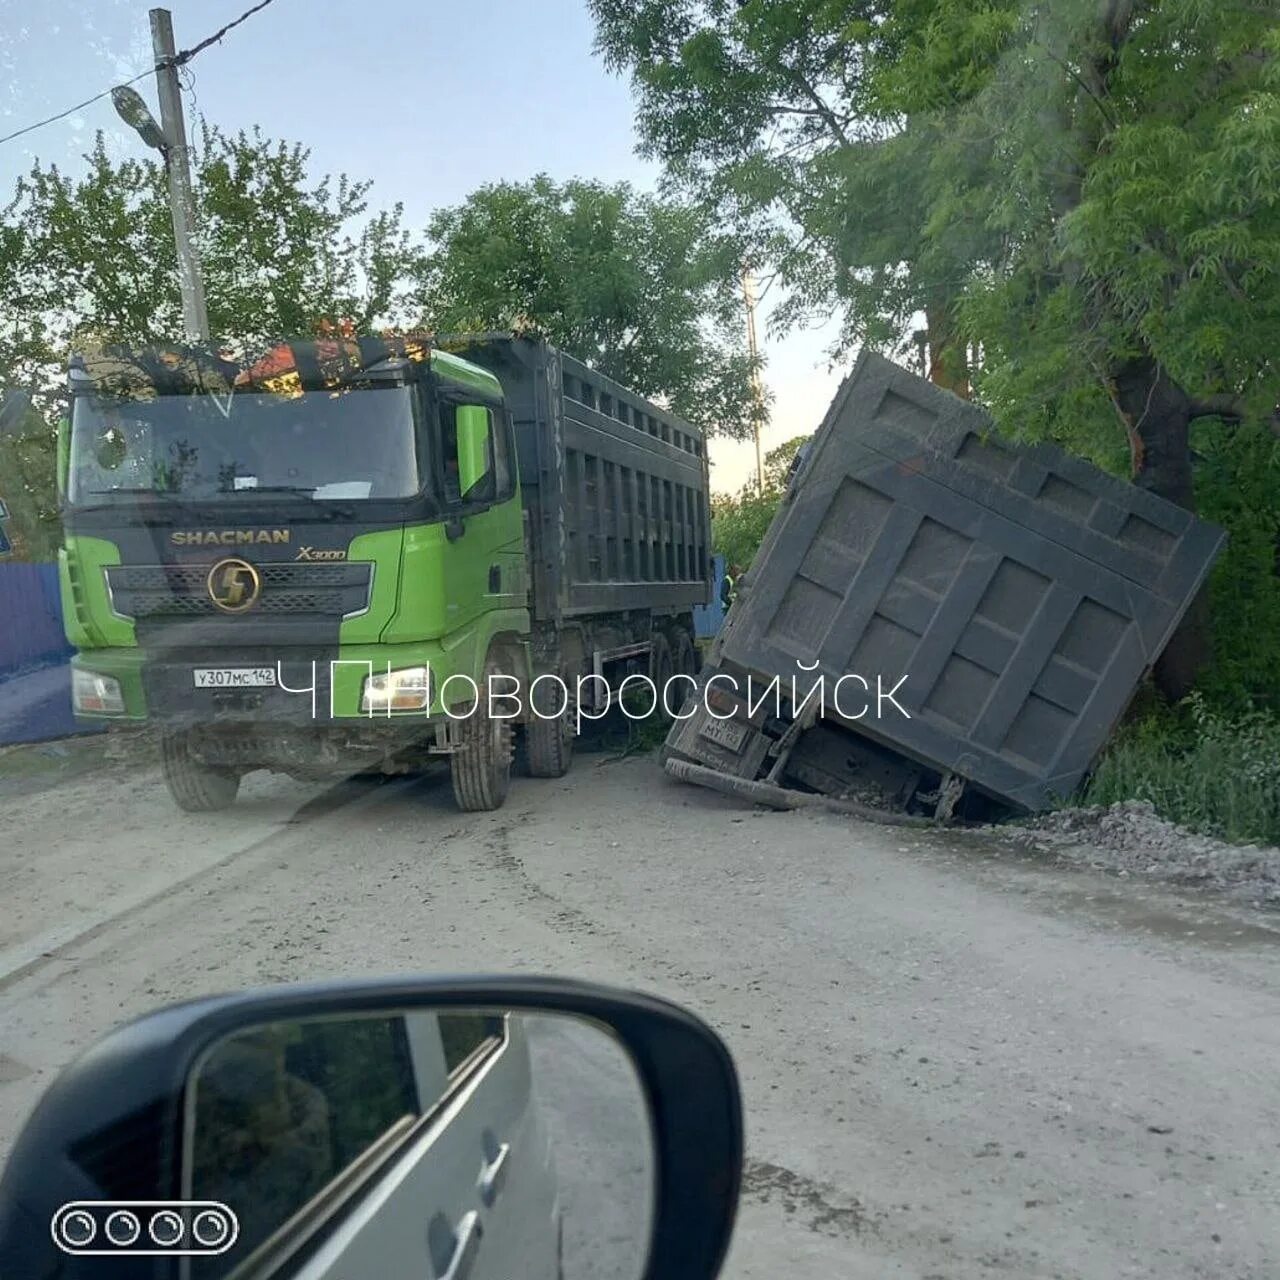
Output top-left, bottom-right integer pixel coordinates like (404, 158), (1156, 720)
(0, 0), (282, 151)
(0, 70), (151, 149)
(171, 0), (279, 67)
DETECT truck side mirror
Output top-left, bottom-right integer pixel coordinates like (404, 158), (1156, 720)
(0, 389), (32, 436)
(455, 405), (492, 497)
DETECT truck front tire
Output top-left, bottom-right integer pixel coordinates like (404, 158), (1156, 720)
(450, 658), (515, 812)
(160, 732), (241, 812)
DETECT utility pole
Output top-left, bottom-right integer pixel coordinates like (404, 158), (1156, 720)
(150, 8), (210, 344)
(741, 264), (765, 494)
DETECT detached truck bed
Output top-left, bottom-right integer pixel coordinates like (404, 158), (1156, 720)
(667, 351), (1224, 815)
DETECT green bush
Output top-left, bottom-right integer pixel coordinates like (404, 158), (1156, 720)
(711, 434), (809, 568)
(1192, 421), (1280, 710)
(0, 422), (61, 561)
(1084, 694), (1280, 846)
(711, 486), (782, 571)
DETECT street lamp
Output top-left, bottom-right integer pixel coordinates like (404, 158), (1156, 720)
(110, 86), (167, 153)
(107, 12), (211, 345)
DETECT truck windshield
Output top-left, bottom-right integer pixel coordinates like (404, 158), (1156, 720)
(67, 384), (420, 504)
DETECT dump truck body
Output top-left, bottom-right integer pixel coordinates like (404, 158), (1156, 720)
(674, 352), (1224, 813)
(441, 335), (712, 628)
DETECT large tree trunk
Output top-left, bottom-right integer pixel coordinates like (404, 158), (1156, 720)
(925, 302), (971, 399)
(1112, 358), (1210, 700)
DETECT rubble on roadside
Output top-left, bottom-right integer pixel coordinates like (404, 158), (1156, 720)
(997, 800), (1280, 906)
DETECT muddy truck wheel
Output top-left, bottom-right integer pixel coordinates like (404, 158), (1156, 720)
(160, 732), (240, 812)
(523, 670), (574, 779)
(450, 658), (515, 812)
(649, 632), (676, 726)
(672, 627), (697, 679)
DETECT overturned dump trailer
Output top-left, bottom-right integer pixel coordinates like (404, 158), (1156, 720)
(666, 353), (1225, 817)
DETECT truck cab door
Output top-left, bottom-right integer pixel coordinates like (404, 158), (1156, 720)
(434, 401), (526, 629)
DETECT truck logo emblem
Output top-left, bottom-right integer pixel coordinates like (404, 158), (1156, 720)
(171, 530), (290, 546)
(206, 558), (261, 613)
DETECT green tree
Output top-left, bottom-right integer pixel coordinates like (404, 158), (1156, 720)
(712, 433), (811, 568)
(2, 124), (411, 387)
(0, 125), (414, 558)
(763, 433), (809, 488)
(413, 174), (761, 436)
(588, 0), (967, 378)
(0, 408), (60, 559)
(592, 0), (1280, 698)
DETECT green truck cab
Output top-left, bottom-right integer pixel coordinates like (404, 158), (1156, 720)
(52, 334), (711, 812)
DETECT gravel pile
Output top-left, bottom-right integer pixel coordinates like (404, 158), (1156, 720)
(1000, 800), (1280, 907)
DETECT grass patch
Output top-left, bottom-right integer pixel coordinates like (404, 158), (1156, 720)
(586, 695), (673, 761)
(1083, 694), (1280, 846)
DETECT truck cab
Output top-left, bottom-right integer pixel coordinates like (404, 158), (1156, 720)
(59, 337), (530, 811)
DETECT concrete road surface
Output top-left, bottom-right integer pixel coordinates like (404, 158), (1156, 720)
(1, 745), (1278, 1279)
(526, 1014), (652, 1280)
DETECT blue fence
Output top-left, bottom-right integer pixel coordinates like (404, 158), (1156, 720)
(0, 561), (99, 745)
(693, 554), (727, 640)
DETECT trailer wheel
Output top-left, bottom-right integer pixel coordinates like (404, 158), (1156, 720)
(160, 732), (240, 812)
(672, 627), (697, 678)
(524, 671), (574, 779)
(450, 656), (515, 812)
(649, 632), (676, 725)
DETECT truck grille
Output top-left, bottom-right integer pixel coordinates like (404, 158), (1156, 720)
(104, 561), (373, 621)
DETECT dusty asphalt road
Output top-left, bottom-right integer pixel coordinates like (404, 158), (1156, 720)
(1, 743), (1278, 1279)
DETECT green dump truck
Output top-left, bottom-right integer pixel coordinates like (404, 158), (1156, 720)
(51, 333), (711, 811)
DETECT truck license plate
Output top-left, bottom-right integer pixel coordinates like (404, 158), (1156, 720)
(193, 667), (277, 689)
(700, 716), (749, 753)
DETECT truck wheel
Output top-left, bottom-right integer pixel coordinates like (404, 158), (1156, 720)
(650, 632), (675, 725)
(450, 658), (515, 812)
(524, 672), (574, 779)
(160, 732), (240, 812)
(668, 628), (699, 718)
(672, 627), (697, 678)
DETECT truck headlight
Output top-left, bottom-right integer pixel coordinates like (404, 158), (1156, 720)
(361, 666), (431, 713)
(72, 668), (125, 715)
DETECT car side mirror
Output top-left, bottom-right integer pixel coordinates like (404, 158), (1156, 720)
(455, 405), (491, 498)
(0, 389), (32, 436)
(0, 975), (742, 1280)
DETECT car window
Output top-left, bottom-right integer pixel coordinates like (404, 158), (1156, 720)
(438, 1011), (505, 1074)
(188, 1016), (418, 1262)
(439, 403), (496, 506)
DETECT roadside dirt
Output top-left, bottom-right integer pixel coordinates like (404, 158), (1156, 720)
(1, 744), (1277, 1279)
(996, 801), (1280, 908)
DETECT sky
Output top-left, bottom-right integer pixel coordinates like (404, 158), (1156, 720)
(0, 0), (847, 493)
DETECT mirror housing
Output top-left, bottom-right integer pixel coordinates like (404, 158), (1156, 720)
(0, 975), (742, 1280)
(0, 389), (32, 436)
(455, 405), (491, 497)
